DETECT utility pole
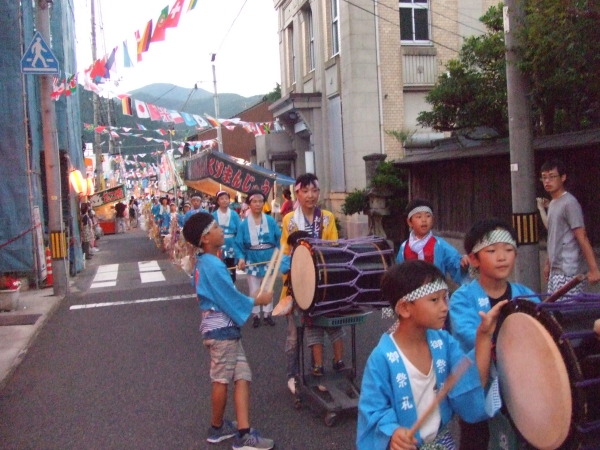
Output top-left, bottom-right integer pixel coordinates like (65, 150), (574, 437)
(37, 0), (68, 295)
(504, 1), (540, 291)
(211, 53), (223, 152)
(91, 0), (104, 191)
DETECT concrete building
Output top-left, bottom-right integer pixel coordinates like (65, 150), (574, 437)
(269, 0), (497, 236)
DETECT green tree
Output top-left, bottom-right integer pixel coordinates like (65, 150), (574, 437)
(520, 0), (600, 134)
(263, 83), (281, 102)
(417, 4), (507, 136)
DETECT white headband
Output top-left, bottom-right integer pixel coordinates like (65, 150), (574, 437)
(295, 180), (319, 192)
(407, 206), (433, 220)
(401, 279), (448, 303)
(471, 229), (516, 254)
(202, 219), (217, 237)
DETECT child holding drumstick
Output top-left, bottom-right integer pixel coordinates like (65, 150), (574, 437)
(182, 212), (274, 449)
(357, 260), (507, 449)
(450, 218), (538, 449)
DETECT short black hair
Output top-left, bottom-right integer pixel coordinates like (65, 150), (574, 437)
(287, 230), (310, 247)
(464, 218), (517, 254)
(541, 158), (566, 176)
(182, 212), (214, 248)
(404, 198), (433, 217)
(381, 260), (444, 310)
(294, 173), (319, 190)
(282, 188), (291, 200)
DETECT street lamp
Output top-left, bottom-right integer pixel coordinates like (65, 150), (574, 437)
(211, 53), (224, 152)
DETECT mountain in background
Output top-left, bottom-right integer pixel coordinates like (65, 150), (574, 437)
(80, 83), (264, 158)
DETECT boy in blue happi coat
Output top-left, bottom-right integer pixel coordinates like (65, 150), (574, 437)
(450, 218), (538, 449)
(357, 260), (507, 449)
(183, 212), (275, 450)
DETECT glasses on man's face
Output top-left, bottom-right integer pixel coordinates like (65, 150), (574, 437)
(539, 174), (560, 182)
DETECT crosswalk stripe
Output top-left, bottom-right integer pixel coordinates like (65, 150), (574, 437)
(90, 263), (119, 289)
(138, 260), (165, 283)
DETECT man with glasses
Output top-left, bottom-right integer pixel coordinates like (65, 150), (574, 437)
(540, 158), (600, 295)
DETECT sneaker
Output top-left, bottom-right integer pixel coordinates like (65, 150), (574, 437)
(252, 316), (261, 328)
(287, 377), (296, 395)
(207, 419), (237, 443)
(232, 429), (274, 450)
(263, 316), (275, 326)
(333, 359), (346, 372)
(311, 365), (324, 377)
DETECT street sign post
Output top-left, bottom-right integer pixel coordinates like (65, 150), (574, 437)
(21, 31), (60, 75)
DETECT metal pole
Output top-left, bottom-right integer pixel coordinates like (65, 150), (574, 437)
(504, 1), (540, 292)
(37, 0), (68, 295)
(211, 54), (224, 152)
(91, 0), (104, 191)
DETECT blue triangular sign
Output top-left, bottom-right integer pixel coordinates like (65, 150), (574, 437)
(21, 32), (60, 74)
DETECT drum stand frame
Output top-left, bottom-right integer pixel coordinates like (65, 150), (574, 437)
(292, 312), (369, 427)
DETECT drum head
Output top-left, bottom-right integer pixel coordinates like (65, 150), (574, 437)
(496, 312), (572, 450)
(290, 244), (316, 310)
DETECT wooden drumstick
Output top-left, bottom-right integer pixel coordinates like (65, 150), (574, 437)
(263, 248), (284, 293)
(408, 357), (472, 439)
(543, 274), (586, 303)
(259, 248), (279, 293)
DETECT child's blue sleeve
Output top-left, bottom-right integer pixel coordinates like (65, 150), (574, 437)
(280, 255), (291, 274)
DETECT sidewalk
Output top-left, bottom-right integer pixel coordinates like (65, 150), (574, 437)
(0, 285), (64, 389)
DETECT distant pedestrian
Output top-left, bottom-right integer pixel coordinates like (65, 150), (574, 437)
(183, 212), (275, 449)
(540, 159), (600, 294)
(114, 201), (127, 234)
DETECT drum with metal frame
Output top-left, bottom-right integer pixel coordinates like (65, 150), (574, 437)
(494, 296), (600, 449)
(289, 236), (394, 317)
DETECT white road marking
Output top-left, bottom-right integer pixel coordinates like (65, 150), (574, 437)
(90, 264), (119, 289)
(138, 260), (165, 283)
(70, 294), (196, 310)
(140, 271), (166, 283)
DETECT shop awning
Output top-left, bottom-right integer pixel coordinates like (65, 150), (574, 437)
(184, 150), (295, 197)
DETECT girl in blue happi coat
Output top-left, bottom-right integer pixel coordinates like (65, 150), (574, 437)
(235, 190), (281, 328)
(212, 190), (241, 282)
(357, 260), (507, 450)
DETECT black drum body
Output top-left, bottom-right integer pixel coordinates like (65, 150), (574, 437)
(495, 296), (600, 449)
(290, 236), (394, 317)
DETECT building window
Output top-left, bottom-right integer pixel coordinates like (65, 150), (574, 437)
(331, 0), (340, 56)
(306, 9), (315, 72)
(399, 0), (430, 43)
(286, 25), (295, 86)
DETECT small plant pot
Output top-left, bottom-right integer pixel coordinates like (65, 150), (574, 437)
(0, 287), (21, 312)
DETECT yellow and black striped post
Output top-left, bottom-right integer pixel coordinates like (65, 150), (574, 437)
(49, 231), (67, 259)
(512, 212), (538, 245)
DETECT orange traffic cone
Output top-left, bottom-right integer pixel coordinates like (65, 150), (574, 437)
(45, 247), (53, 287)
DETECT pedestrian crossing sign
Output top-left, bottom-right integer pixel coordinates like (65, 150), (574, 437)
(21, 31), (59, 74)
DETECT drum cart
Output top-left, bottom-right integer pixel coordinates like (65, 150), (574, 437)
(292, 311), (370, 426)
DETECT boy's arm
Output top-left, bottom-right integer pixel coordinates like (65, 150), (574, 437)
(449, 287), (481, 352)
(572, 227), (600, 284)
(475, 300), (508, 385)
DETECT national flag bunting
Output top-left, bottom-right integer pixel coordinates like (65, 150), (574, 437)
(122, 97), (133, 116)
(165, 0), (185, 28)
(151, 6), (170, 42)
(134, 100), (150, 119)
(136, 20), (153, 62)
(187, 0), (198, 11)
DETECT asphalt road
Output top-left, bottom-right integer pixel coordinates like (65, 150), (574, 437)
(0, 228), (397, 449)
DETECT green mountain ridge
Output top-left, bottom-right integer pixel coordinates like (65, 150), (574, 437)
(80, 83), (264, 158)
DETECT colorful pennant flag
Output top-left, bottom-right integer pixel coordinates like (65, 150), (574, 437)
(147, 103), (162, 121)
(151, 6), (170, 42)
(134, 100), (150, 119)
(165, 0), (185, 28)
(122, 97), (133, 116)
(123, 41), (134, 68)
(135, 20), (153, 62)
(187, 0), (198, 11)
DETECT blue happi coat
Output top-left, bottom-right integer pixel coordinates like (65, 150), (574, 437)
(357, 330), (488, 449)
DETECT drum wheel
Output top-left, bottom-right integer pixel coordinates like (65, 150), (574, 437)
(324, 412), (337, 427)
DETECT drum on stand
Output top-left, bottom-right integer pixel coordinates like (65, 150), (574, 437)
(495, 296), (600, 449)
(290, 236), (394, 317)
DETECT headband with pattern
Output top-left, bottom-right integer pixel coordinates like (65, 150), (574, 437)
(401, 278), (448, 303)
(202, 219), (217, 237)
(407, 205), (433, 220)
(471, 229), (516, 254)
